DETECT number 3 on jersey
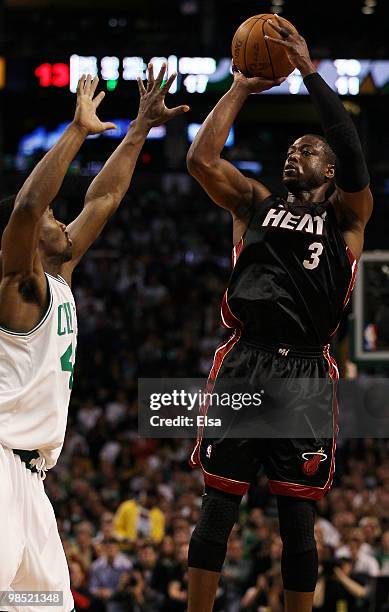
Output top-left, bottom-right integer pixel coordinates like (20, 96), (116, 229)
(60, 342), (75, 389)
(303, 242), (323, 270)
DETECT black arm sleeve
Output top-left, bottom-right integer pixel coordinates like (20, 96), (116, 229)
(303, 72), (369, 192)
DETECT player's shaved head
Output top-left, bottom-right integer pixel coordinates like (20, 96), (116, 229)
(303, 134), (336, 165)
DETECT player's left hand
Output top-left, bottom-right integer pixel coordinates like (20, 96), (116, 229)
(136, 63), (190, 128)
(264, 14), (315, 75)
(73, 75), (117, 135)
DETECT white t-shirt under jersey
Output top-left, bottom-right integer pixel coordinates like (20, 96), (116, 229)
(0, 273), (77, 469)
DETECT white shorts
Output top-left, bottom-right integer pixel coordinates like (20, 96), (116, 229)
(0, 445), (74, 612)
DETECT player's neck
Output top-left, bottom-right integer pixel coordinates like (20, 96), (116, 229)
(287, 186), (328, 205)
(41, 255), (63, 279)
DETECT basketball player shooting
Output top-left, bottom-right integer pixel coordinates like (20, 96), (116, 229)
(0, 65), (188, 612)
(186, 16), (372, 612)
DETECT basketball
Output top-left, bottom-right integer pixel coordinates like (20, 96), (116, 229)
(231, 13), (298, 79)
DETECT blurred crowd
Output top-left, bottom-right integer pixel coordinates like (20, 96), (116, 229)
(38, 179), (389, 611)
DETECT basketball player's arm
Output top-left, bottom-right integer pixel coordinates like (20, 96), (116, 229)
(187, 70), (284, 236)
(302, 71), (372, 258)
(1, 75), (115, 281)
(63, 64), (189, 272)
(266, 16), (372, 258)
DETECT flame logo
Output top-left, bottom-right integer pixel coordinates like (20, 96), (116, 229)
(301, 448), (327, 477)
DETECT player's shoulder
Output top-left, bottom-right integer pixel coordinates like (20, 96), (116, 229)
(249, 179), (272, 207)
(329, 188), (360, 231)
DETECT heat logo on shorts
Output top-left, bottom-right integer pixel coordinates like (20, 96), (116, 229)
(301, 448), (328, 476)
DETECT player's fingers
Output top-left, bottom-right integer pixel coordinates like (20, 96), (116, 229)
(90, 76), (100, 98)
(77, 74), (86, 95)
(93, 91), (106, 108)
(161, 72), (177, 93)
(155, 63), (167, 88)
(248, 75), (285, 86)
(147, 63), (155, 91)
(264, 35), (290, 47)
(267, 19), (283, 34)
(268, 17), (292, 38)
(102, 122), (117, 131)
(273, 14), (293, 35)
(137, 76), (147, 96)
(84, 74), (92, 95)
(259, 77), (286, 88)
(166, 105), (190, 120)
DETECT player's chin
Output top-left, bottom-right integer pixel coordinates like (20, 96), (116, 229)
(282, 175), (303, 193)
(61, 245), (73, 263)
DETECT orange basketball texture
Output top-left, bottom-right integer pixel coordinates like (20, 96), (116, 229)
(231, 14), (298, 79)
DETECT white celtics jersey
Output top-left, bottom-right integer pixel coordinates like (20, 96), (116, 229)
(0, 273), (77, 469)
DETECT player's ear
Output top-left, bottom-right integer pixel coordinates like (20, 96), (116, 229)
(325, 164), (335, 180)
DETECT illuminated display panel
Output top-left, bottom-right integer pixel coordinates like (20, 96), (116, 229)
(26, 56), (389, 96)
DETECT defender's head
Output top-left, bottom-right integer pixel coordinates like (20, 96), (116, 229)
(282, 135), (336, 195)
(40, 206), (72, 264)
(0, 196), (72, 264)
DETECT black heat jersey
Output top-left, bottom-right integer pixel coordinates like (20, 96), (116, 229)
(226, 194), (357, 346)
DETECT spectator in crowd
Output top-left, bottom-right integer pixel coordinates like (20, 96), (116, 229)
(89, 538), (132, 612)
(359, 516), (381, 555)
(314, 555), (370, 611)
(71, 521), (96, 571)
(120, 542), (164, 612)
(336, 528), (380, 577)
(377, 530), (389, 576)
(222, 537), (253, 612)
(70, 559), (104, 612)
(167, 543), (189, 612)
(114, 490), (165, 544)
(94, 512), (116, 546)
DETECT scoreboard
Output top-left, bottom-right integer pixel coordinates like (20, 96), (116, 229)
(23, 55), (389, 96)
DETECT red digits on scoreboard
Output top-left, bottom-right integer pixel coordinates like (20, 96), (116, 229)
(52, 63), (69, 87)
(34, 63), (70, 87)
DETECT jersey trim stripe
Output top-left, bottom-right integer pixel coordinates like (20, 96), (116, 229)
(0, 275), (53, 337)
(268, 346), (339, 501)
(189, 330), (251, 496)
(46, 272), (68, 286)
(330, 246), (358, 338)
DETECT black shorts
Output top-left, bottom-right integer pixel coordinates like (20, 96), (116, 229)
(189, 332), (338, 501)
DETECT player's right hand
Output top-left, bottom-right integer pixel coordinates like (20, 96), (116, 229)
(231, 63), (285, 94)
(73, 74), (117, 135)
(136, 63), (190, 128)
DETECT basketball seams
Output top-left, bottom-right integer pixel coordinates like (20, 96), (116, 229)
(243, 16), (263, 76)
(233, 13), (297, 78)
(263, 19), (275, 80)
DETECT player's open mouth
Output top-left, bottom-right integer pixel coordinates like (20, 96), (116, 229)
(284, 166), (298, 174)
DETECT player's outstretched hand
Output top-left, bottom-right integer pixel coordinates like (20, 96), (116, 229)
(264, 14), (315, 76)
(73, 75), (117, 135)
(231, 63), (285, 94)
(136, 63), (190, 127)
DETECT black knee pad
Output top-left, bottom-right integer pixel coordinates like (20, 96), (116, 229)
(281, 548), (318, 592)
(277, 495), (316, 554)
(188, 486), (242, 572)
(277, 496), (318, 591)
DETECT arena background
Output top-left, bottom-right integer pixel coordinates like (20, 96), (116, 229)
(2, 0), (389, 610)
